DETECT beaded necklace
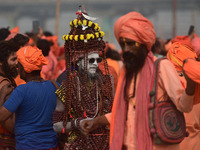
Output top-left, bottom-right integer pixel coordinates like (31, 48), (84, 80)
(77, 76), (99, 119)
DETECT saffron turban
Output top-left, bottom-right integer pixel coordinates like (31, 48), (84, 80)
(167, 42), (197, 72)
(172, 35), (193, 49)
(114, 12), (156, 51)
(17, 46), (48, 73)
(191, 37), (200, 55)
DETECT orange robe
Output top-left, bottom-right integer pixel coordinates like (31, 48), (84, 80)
(106, 58), (120, 76)
(41, 51), (58, 80)
(105, 59), (194, 150)
(176, 66), (200, 150)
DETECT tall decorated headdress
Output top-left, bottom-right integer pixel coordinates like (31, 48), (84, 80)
(57, 6), (113, 125)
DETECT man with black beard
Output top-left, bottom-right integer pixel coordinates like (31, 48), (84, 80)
(81, 12), (196, 150)
(0, 34), (29, 149)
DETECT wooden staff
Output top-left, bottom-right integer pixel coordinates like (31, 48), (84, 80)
(55, 0), (60, 37)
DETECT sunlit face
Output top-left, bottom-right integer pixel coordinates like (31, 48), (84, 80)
(78, 52), (102, 77)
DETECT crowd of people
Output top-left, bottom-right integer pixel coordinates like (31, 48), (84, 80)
(0, 6), (200, 150)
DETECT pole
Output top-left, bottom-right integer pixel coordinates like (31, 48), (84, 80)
(172, 0), (177, 38)
(55, 0), (60, 37)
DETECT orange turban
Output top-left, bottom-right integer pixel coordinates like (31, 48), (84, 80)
(17, 46), (48, 73)
(167, 42), (197, 72)
(114, 12), (156, 51)
(172, 35), (193, 49)
(191, 37), (200, 55)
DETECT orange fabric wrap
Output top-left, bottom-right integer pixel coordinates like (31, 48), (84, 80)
(172, 35), (193, 49)
(114, 12), (156, 51)
(183, 59), (200, 104)
(167, 42), (197, 72)
(17, 46), (48, 73)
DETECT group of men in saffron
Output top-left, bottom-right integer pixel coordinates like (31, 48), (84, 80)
(0, 9), (200, 150)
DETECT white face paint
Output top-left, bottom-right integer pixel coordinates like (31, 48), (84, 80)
(78, 52), (101, 76)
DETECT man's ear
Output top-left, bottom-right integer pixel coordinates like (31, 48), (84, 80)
(0, 62), (3, 66)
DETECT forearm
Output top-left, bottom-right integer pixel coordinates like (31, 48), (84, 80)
(177, 91), (194, 113)
(0, 93), (7, 107)
(1, 115), (15, 134)
(185, 82), (196, 96)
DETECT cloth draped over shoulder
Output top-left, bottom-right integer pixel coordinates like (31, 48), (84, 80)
(17, 46), (48, 73)
(110, 53), (155, 150)
(183, 59), (200, 104)
(114, 11), (156, 51)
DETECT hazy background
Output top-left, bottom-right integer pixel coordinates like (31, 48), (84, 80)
(0, 0), (200, 49)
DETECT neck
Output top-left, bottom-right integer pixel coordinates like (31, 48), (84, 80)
(25, 75), (44, 83)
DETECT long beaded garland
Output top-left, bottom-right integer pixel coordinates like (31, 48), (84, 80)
(55, 8), (113, 150)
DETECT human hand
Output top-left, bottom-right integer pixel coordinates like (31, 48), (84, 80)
(53, 121), (64, 133)
(80, 118), (99, 136)
(183, 59), (196, 95)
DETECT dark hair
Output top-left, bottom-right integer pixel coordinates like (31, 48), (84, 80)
(106, 49), (121, 60)
(0, 34), (29, 63)
(0, 27), (11, 41)
(43, 31), (53, 37)
(37, 39), (51, 56)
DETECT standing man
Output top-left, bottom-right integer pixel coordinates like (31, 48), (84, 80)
(82, 12), (195, 150)
(53, 8), (114, 150)
(0, 34), (29, 149)
(0, 46), (58, 150)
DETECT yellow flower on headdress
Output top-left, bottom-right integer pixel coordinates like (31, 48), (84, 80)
(87, 34), (91, 40)
(95, 32), (99, 38)
(88, 21), (93, 27)
(83, 20), (87, 26)
(97, 27), (101, 31)
(69, 35), (73, 40)
(94, 23), (99, 30)
(65, 35), (69, 40)
(74, 35), (79, 41)
(73, 19), (78, 26)
(99, 31), (104, 37)
(70, 21), (73, 27)
(91, 34), (95, 39)
(78, 20), (82, 26)
(80, 35), (84, 40)
(62, 35), (66, 40)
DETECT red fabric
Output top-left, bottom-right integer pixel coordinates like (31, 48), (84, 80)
(114, 12), (156, 51)
(110, 52), (155, 150)
(17, 46), (48, 73)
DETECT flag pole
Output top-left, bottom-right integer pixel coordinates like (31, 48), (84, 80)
(55, 0), (60, 37)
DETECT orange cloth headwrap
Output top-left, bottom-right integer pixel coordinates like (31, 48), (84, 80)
(167, 42), (197, 72)
(17, 46), (48, 73)
(114, 12), (156, 51)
